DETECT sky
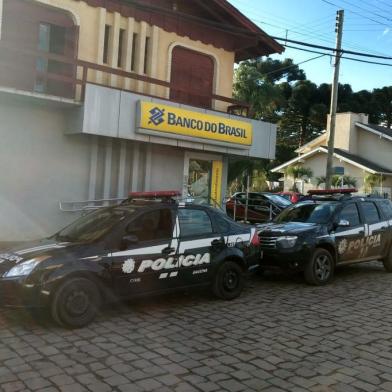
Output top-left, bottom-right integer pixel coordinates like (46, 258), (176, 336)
(228, 0), (392, 92)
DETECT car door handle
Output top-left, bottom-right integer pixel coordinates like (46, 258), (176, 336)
(211, 239), (224, 247)
(161, 247), (175, 255)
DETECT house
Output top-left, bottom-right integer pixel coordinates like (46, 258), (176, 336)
(271, 112), (392, 196)
(0, 0), (283, 240)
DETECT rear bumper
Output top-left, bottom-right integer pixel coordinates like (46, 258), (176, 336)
(0, 277), (49, 308)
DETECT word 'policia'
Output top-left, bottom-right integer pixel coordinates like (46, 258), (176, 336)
(167, 112), (247, 138)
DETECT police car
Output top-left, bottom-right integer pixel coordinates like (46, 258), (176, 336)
(257, 189), (392, 285)
(0, 191), (260, 328)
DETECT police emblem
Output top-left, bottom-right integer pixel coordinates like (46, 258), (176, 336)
(338, 239), (348, 255)
(122, 258), (135, 274)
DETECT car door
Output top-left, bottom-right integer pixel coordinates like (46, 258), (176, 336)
(175, 206), (221, 285)
(377, 199), (392, 258)
(334, 202), (366, 263)
(110, 207), (176, 297)
(359, 201), (388, 260)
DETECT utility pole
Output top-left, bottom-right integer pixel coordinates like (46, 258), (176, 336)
(325, 10), (344, 189)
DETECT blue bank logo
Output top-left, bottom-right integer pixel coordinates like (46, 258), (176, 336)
(148, 107), (165, 126)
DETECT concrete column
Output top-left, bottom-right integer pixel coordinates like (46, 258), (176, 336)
(136, 21), (147, 92)
(117, 141), (127, 197)
(124, 17), (135, 90)
(109, 12), (121, 87)
(144, 144), (152, 191)
(131, 143), (140, 191)
(149, 26), (159, 95)
(0, 0), (4, 40)
(88, 136), (99, 200)
(96, 8), (106, 83)
(103, 138), (113, 201)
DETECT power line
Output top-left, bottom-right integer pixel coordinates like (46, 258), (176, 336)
(271, 36), (392, 60)
(283, 44), (392, 67)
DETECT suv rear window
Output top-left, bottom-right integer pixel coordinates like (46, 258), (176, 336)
(361, 201), (380, 224)
(378, 200), (392, 220)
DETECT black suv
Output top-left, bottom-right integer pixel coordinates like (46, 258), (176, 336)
(257, 189), (392, 285)
(0, 192), (260, 328)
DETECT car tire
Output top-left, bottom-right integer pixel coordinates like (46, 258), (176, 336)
(304, 248), (334, 286)
(212, 261), (244, 300)
(382, 246), (392, 272)
(51, 277), (101, 329)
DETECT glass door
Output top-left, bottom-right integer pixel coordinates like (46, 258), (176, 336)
(188, 159), (212, 201)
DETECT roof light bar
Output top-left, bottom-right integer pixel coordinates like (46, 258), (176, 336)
(128, 190), (181, 198)
(308, 188), (357, 195)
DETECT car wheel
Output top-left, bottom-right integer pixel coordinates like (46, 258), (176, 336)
(304, 248), (334, 285)
(382, 246), (392, 272)
(213, 261), (244, 300)
(51, 277), (101, 328)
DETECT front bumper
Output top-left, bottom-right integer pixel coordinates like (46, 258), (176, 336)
(260, 246), (312, 271)
(0, 277), (49, 308)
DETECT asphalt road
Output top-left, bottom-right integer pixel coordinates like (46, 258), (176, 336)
(1, 262), (392, 392)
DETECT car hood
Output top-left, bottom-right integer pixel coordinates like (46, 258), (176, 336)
(0, 238), (90, 274)
(257, 221), (320, 236)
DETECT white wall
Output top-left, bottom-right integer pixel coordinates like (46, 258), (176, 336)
(0, 94), (91, 240)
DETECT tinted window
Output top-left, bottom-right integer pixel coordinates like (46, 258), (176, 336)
(361, 202), (380, 224)
(214, 212), (231, 233)
(264, 194), (292, 207)
(338, 204), (360, 226)
(179, 209), (212, 237)
(378, 200), (392, 220)
(275, 202), (337, 224)
(127, 208), (173, 242)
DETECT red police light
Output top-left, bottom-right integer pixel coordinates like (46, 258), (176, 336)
(308, 188), (357, 195)
(128, 190), (181, 198)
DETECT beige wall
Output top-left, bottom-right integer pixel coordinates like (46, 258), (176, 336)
(357, 128), (392, 172)
(327, 112), (368, 154)
(34, 0), (235, 111)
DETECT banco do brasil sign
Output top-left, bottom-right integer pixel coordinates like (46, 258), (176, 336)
(139, 101), (252, 146)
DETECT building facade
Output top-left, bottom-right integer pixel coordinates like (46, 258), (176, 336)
(272, 112), (392, 196)
(0, 0), (283, 240)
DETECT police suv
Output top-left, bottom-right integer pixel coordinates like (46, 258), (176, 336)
(0, 191), (260, 328)
(257, 189), (392, 285)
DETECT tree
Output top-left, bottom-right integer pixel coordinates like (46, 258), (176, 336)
(364, 173), (384, 194)
(316, 175), (356, 188)
(372, 87), (392, 127)
(284, 166), (313, 191)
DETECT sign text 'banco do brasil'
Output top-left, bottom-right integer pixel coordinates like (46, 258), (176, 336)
(139, 101), (253, 146)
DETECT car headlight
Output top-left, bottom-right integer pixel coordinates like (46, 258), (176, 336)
(3, 256), (50, 278)
(276, 236), (298, 248)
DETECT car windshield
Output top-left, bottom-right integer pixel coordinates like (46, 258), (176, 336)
(55, 207), (134, 242)
(264, 194), (292, 207)
(274, 202), (338, 224)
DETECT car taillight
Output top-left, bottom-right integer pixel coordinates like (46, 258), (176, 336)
(251, 230), (260, 246)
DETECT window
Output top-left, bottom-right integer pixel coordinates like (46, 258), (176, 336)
(38, 23), (66, 54)
(378, 200), (392, 220)
(144, 36), (150, 74)
(118, 28), (125, 68)
(361, 202), (380, 224)
(103, 24), (110, 64)
(127, 208), (173, 242)
(338, 204), (360, 226)
(178, 209), (212, 237)
(131, 33), (137, 71)
(214, 212), (231, 234)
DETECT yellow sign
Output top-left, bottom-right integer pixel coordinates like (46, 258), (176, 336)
(139, 101), (252, 146)
(211, 160), (223, 204)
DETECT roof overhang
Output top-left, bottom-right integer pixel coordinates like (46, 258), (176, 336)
(356, 122), (392, 142)
(271, 146), (392, 175)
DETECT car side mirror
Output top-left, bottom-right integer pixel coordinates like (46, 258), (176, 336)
(337, 219), (350, 227)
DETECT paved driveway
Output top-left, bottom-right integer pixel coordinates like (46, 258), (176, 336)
(1, 262), (392, 392)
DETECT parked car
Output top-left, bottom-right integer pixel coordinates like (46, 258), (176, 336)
(276, 191), (303, 203)
(257, 188), (392, 285)
(0, 191), (260, 328)
(226, 192), (292, 223)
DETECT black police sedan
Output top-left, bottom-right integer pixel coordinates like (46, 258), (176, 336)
(257, 189), (392, 285)
(0, 192), (260, 328)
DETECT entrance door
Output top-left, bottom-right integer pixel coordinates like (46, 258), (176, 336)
(170, 46), (214, 108)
